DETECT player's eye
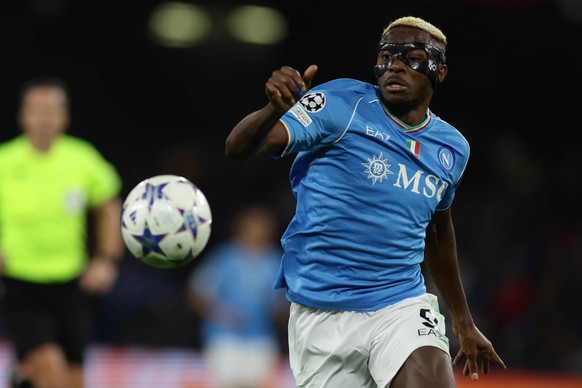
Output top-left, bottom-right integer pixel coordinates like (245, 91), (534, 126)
(406, 49), (427, 61)
(380, 53), (393, 61)
(407, 57), (424, 64)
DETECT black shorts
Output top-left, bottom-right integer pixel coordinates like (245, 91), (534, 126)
(0, 276), (89, 364)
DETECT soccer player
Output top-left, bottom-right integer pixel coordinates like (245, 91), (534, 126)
(187, 204), (289, 388)
(0, 77), (123, 388)
(225, 16), (506, 387)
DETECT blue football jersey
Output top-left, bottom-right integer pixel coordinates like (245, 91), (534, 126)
(274, 78), (470, 311)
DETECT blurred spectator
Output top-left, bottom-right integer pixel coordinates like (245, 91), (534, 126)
(0, 77), (123, 388)
(186, 204), (289, 388)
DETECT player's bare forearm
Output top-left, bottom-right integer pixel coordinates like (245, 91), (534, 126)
(425, 208), (506, 378)
(225, 64), (318, 161)
(225, 104), (283, 161)
(424, 208), (474, 330)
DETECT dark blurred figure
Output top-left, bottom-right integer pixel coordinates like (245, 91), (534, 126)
(0, 77), (124, 388)
(187, 204), (289, 388)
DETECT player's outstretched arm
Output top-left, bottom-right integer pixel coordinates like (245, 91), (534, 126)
(424, 207), (506, 380)
(225, 65), (318, 161)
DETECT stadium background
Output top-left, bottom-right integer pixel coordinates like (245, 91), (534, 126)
(0, 0), (581, 386)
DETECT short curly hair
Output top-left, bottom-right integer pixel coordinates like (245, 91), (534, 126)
(381, 16), (447, 47)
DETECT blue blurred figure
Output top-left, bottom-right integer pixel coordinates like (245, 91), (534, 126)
(187, 204), (288, 388)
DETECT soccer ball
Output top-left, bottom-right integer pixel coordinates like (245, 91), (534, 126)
(120, 174), (212, 269)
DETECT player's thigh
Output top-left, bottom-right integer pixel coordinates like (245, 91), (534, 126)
(205, 337), (279, 386)
(368, 293), (451, 386)
(237, 339), (279, 386)
(391, 346), (455, 388)
(288, 303), (376, 388)
(204, 338), (245, 384)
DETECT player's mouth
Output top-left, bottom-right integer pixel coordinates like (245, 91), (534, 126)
(385, 77), (408, 92)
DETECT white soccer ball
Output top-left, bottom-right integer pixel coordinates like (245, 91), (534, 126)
(120, 174), (212, 268)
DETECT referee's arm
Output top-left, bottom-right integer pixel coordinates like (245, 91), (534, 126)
(79, 197), (124, 294)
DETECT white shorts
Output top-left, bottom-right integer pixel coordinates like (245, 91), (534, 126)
(288, 293), (450, 388)
(204, 336), (279, 388)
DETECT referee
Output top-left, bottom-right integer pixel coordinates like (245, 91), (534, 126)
(0, 77), (123, 388)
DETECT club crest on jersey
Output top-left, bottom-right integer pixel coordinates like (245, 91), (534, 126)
(361, 152), (394, 185)
(299, 92), (326, 113)
(437, 147), (455, 172)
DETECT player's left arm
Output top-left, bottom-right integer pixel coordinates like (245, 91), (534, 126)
(80, 197), (124, 295)
(424, 207), (506, 380)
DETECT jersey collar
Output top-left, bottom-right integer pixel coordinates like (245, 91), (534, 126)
(381, 102), (432, 133)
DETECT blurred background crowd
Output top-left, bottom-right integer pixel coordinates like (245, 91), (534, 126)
(0, 0), (581, 381)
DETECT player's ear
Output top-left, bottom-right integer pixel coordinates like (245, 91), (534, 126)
(438, 64), (447, 84)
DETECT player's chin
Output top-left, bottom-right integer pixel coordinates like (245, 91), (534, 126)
(380, 86), (408, 98)
(382, 93), (415, 109)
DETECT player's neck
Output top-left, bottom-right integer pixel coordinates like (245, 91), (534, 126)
(382, 103), (429, 128)
(394, 110), (428, 127)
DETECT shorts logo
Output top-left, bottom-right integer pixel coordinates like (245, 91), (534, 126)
(418, 308), (441, 337)
(299, 92), (326, 113)
(438, 147), (455, 172)
(420, 308), (438, 328)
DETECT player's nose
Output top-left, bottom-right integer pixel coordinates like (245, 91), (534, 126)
(387, 56), (406, 71)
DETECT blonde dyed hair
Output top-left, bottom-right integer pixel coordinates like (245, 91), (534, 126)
(381, 16), (447, 47)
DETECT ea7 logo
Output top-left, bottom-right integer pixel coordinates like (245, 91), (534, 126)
(420, 308), (438, 328)
(418, 308), (441, 337)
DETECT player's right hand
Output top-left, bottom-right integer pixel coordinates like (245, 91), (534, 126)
(265, 65), (318, 112)
(452, 324), (506, 381)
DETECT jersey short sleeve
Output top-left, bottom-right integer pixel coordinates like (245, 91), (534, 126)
(436, 173), (463, 211)
(279, 79), (366, 156)
(434, 129), (470, 211)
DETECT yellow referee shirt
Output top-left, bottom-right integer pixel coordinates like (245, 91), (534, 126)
(0, 135), (122, 283)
